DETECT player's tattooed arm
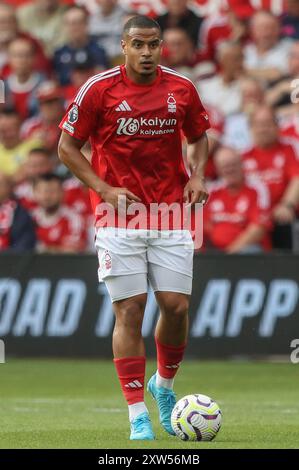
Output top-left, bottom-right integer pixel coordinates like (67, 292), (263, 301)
(184, 132), (209, 206)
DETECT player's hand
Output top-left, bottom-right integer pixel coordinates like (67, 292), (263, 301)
(101, 186), (141, 209)
(183, 175), (209, 206)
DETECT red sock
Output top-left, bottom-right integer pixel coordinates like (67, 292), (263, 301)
(155, 337), (186, 379)
(114, 356), (146, 405)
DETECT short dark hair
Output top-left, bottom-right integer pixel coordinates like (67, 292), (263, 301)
(33, 173), (62, 187)
(123, 15), (161, 38)
(64, 4), (89, 19)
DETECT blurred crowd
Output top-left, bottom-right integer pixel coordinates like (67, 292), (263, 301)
(0, 0), (299, 254)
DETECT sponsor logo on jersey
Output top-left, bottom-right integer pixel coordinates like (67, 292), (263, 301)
(116, 117), (177, 136)
(117, 118), (140, 135)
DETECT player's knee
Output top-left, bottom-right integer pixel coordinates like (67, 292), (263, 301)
(162, 295), (189, 320)
(114, 297), (145, 331)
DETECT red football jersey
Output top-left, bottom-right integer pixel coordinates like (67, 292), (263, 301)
(0, 200), (16, 250)
(21, 116), (62, 152)
(59, 65), (210, 229)
(280, 117), (299, 156)
(204, 179), (271, 250)
(242, 142), (299, 208)
(14, 181), (36, 212)
(32, 206), (86, 252)
(199, 15), (231, 61)
(63, 178), (92, 217)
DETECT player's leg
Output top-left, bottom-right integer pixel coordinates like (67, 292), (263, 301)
(146, 231), (193, 435)
(147, 273), (191, 436)
(104, 277), (155, 440)
(95, 228), (154, 440)
(154, 290), (189, 388)
(111, 292), (155, 440)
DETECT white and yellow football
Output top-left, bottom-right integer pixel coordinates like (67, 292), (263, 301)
(171, 394), (222, 441)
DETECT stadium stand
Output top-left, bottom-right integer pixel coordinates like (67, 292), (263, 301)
(0, 0), (299, 253)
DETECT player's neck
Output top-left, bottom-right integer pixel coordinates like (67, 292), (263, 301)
(124, 65), (158, 86)
(227, 179), (243, 192)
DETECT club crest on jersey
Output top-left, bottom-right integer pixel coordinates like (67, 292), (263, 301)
(68, 105), (79, 125)
(236, 197), (249, 213)
(167, 93), (176, 113)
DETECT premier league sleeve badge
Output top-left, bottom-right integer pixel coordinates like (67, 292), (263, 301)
(68, 104), (79, 125)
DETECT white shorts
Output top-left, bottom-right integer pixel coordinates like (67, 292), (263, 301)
(95, 228), (194, 302)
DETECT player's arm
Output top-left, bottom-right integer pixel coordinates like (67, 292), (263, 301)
(183, 132), (209, 205)
(58, 132), (141, 208)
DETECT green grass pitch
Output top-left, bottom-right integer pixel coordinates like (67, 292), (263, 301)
(0, 359), (298, 449)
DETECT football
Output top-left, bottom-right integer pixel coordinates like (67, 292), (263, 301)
(171, 394), (222, 441)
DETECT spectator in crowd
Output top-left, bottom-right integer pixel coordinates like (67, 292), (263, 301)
(14, 145), (91, 221)
(88, 0), (127, 63)
(14, 147), (54, 211)
(204, 146), (271, 253)
(161, 27), (201, 80)
(17, 0), (67, 57)
(197, 41), (245, 116)
(0, 2), (50, 79)
(223, 77), (265, 152)
(244, 10), (293, 83)
(32, 173), (87, 253)
(0, 109), (42, 181)
(265, 41), (299, 114)
(0, 171), (36, 252)
(63, 176), (92, 219)
(54, 5), (107, 86)
(199, 0), (254, 62)
(243, 106), (299, 248)
(62, 175), (93, 251)
(62, 53), (96, 106)
(4, 37), (46, 120)
(21, 80), (65, 154)
(281, 0), (299, 40)
(11, 0), (74, 5)
(4, 0), (31, 6)
(156, 0), (203, 47)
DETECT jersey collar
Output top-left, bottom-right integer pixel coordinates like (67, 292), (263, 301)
(121, 64), (162, 88)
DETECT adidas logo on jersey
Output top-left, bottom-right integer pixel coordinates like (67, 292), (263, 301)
(125, 380), (143, 389)
(115, 100), (132, 112)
